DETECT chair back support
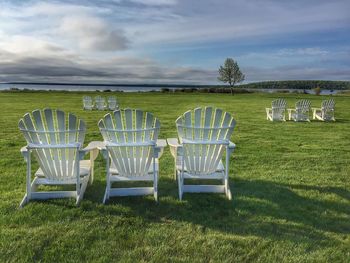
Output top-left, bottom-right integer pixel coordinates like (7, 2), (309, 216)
(107, 96), (118, 110)
(271, 99), (286, 121)
(321, 99), (335, 120)
(295, 99), (311, 121)
(18, 109), (86, 181)
(99, 109), (160, 177)
(83, 96), (93, 109)
(176, 107), (235, 175)
(95, 96), (105, 110)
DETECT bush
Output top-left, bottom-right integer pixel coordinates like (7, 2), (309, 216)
(161, 88), (170, 92)
(313, 86), (321, 95)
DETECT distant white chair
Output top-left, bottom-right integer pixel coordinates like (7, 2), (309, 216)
(312, 99), (335, 121)
(107, 96), (119, 111)
(266, 99), (287, 121)
(18, 109), (99, 207)
(83, 96), (93, 110)
(288, 99), (311, 121)
(95, 96), (106, 110)
(98, 109), (167, 203)
(167, 107), (236, 200)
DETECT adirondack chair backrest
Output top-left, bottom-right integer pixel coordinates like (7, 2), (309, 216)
(295, 99), (311, 120)
(107, 96), (117, 110)
(271, 99), (286, 120)
(176, 107), (236, 175)
(99, 109), (160, 177)
(83, 96), (93, 109)
(18, 109), (86, 181)
(95, 96), (105, 110)
(321, 99), (335, 120)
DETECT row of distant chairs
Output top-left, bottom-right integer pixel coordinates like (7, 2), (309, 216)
(18, 107), (236, 207)
(266, 98), (335, 122)
(83, 96), (119, 111)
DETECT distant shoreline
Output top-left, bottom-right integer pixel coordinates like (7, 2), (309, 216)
(1, 80), (349, 91)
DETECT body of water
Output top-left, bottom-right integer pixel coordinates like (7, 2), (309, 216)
(0, 83), (345, 95)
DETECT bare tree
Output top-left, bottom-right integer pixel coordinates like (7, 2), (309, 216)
(218, 58), (245, 95)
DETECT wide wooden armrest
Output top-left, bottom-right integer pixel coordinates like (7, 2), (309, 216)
(20, 146), (28, 154)
(265, 108), (272, 112)
(156, 139), (167, 148)
(312, 107), (321, 112)
(155, 139), (167, 158)
(81, 141), (103, 161)
(228, 141), (236, 150)
(167, 138), (182, 158)
(167, 138), (180, 147)
(20, 146), (30, 160)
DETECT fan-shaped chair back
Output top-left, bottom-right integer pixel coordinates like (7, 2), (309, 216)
(295, 99), (311, 121)
(271, 99), (286, 121)
(176, 107), (235, 175)
(99, 109), (160, 177)
(95, 96), (106, 110)
(18, 109), (86, 181)
(107, 96), (118, 111)
(321, 99), (335, 120)
(83, 96), (93, 110)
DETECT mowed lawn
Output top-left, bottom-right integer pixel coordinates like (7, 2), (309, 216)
(0, 91), (349, 262)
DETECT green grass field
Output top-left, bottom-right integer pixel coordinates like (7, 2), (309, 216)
(0, 91), (349, 262)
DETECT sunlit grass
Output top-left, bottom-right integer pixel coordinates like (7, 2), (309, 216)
(0, 91), (349, 262)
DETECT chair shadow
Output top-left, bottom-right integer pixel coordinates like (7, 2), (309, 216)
(80, 177), (350, 246)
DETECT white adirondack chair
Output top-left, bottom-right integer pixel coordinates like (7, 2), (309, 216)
(18, 109), (99, 207)
(288, 99), (311, 121)
(167, 107), (236, 200)
(98, 109), (167, 203)
(95, 96), (106, 110)
(83, 96), (93, 110)
(107, 96), (119, 111)
(266, 99), (287, 121)
(312, 99), (335, 121)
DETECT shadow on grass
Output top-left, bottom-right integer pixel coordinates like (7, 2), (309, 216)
(80, 177), (350, 245)
(12, 177), (349, 247)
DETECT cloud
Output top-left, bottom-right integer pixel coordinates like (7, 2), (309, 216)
(59, 15), (129, 51)
(129, 0), (177, 6)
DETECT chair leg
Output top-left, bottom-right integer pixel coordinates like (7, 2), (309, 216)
(225, 179), (232, 200)
(76, 177), (89, 205)
(153, 171), (158, 202)
(19, 194), (29, 208)
(178, 172), (183, 201)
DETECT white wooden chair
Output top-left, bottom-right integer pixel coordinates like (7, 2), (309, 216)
(288, 99), (311, 121)
(312, 99), (335, 121)
(107, 96), (119, 111)
(167, 107), (236, 200)
(95, 96), (106, 110)
(18, 109), (99, 207)
(98, 109), (167, 203)
(266, 99), (287, 121)
(83, 96), (93, 110)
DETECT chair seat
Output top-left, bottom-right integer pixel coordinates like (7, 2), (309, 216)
(175, 157), (224, 172)
(109, 159), (159, 176)
(35, 160), (91, 180)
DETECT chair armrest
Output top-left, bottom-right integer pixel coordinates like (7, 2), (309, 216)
(167, 138), (182, 158)
(155, 139), (167, 158)
(266, 108), (272, 113)
(20, 146), (30, 161)
(228, 141), (236, 155)
(80, 141), (102, 161)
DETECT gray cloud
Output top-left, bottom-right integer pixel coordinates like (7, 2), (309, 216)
(59, 15), (129, 51)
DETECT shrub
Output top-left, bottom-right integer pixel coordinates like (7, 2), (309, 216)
(314, 86), (321, 95)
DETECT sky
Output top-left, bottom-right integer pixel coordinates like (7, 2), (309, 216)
(0, 0), (349, 84)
